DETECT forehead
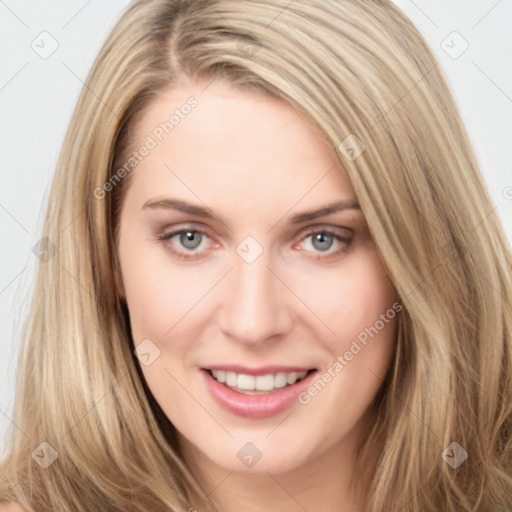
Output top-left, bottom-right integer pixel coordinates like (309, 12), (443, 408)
(124, 80), (355, 211)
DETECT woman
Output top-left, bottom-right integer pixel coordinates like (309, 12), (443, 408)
(1, 0), (511, 510)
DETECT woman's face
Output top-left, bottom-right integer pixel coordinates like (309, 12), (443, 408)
(117, 79), (398, 475)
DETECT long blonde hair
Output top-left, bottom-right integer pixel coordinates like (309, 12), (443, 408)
(1, 1), (511, 510)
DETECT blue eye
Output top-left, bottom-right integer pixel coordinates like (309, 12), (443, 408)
(300, 229), (353, 258)
(309, 232), (335, 251)
(158, 229), (210, 259)
(158, 227), (353, 261)
(176, 230), (203, 250)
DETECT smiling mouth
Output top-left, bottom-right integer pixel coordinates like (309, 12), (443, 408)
(204, 368), (316, 395)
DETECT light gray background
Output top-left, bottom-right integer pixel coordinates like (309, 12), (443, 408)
(1, 0), (511, 448)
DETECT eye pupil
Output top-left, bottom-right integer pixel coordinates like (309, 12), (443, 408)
(180, 231), (202, 249)
(312, 233), (333, 251)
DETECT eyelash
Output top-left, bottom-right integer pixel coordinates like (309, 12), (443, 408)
(157, 226), (353, 261)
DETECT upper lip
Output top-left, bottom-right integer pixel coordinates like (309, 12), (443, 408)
(203, 365), (316, 376)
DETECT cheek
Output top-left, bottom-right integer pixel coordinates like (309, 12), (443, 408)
(117, 227), (205, 345)
(293, 252), (398, 442)
(298, 247), (398, 405)
(117, 231), (205, 406)
(335, 259), (397, 391)
(302, 248), (396, 346)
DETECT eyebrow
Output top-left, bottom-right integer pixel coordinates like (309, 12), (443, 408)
(142, 197), (360, 224)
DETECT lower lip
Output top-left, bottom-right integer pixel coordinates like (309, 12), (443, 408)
(201, 369), (317, 418)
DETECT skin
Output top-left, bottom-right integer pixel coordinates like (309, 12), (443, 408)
(116, 79), (398, 512)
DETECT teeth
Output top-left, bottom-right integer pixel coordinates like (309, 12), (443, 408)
(286, 372), (297, 385)
(226, 371), (237, 387)
(275, 372), (287, 388)
(210, 369), (309, 392)
(237, 374), (255, 390)
(255, 374), (274, 391)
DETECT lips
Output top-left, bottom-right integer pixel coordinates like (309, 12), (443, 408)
(201, 366), (318, 418)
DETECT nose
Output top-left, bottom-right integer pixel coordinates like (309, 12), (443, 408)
(218, 250), (294, 346)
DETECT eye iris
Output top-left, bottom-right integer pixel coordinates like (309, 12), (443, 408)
(180, 231), (202, 249)
(312, 233), (333, 251)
